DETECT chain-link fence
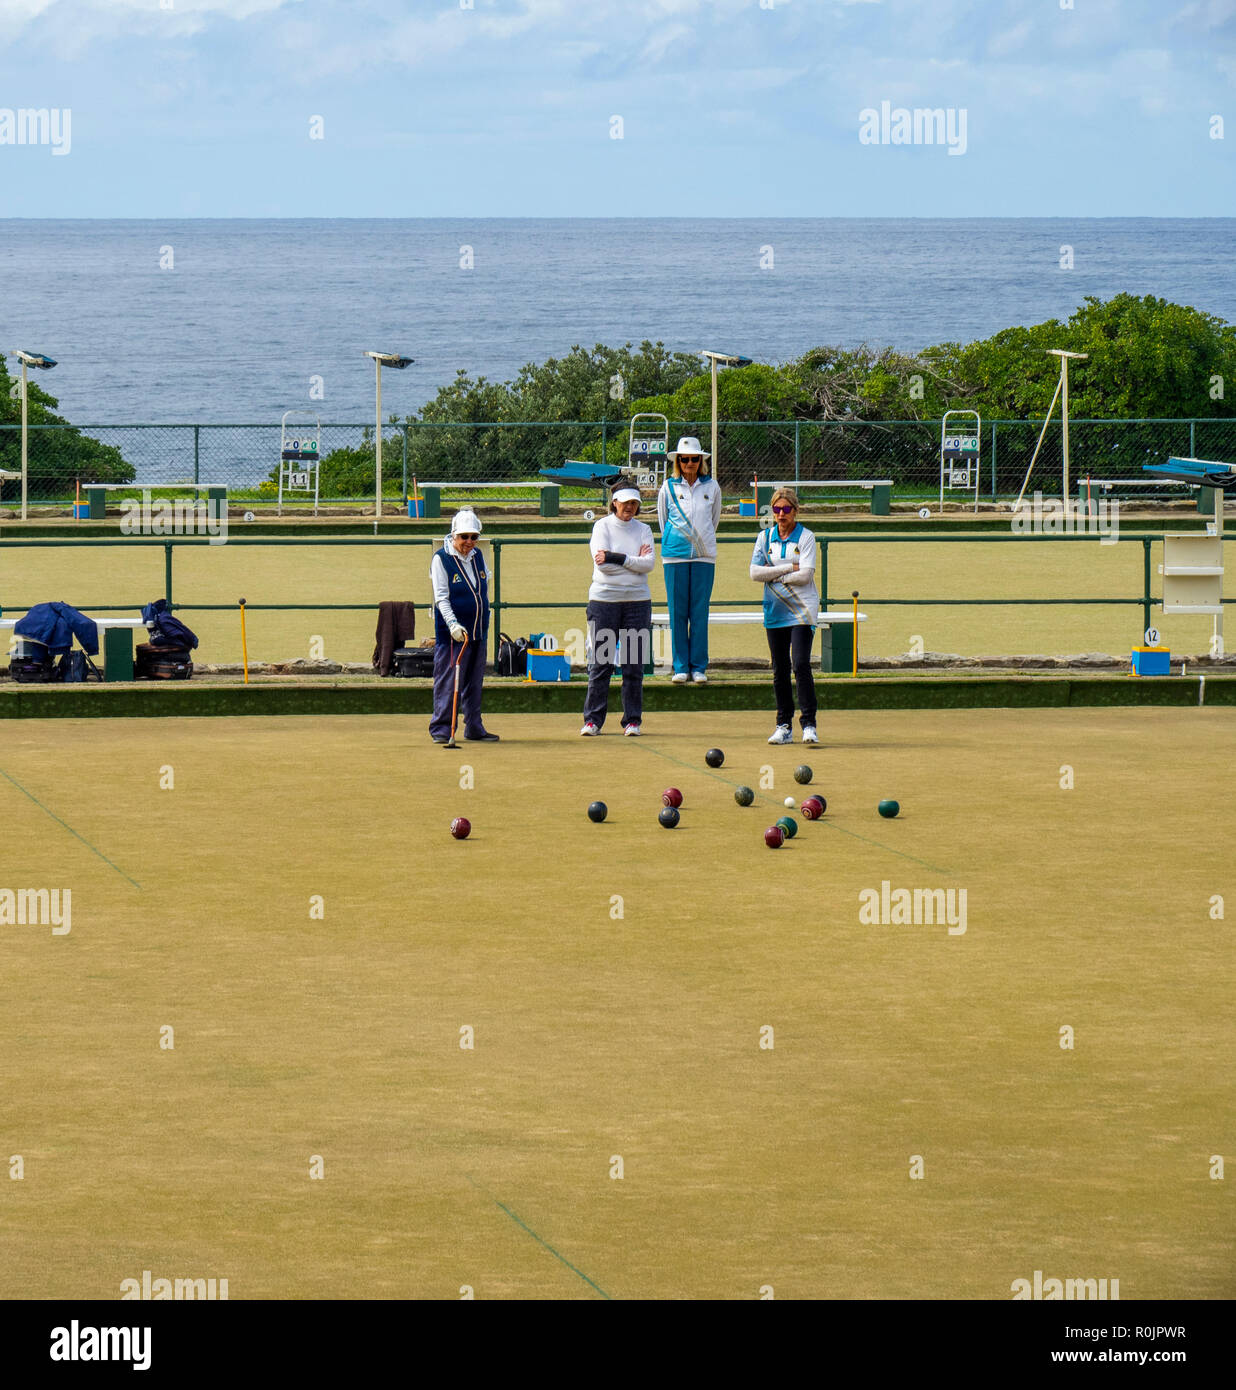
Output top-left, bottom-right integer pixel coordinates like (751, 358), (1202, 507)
(3, 418), (1234, 506)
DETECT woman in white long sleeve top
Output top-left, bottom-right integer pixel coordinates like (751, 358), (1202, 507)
(749, 487), (819, 745)
(581, 483), (656, 736)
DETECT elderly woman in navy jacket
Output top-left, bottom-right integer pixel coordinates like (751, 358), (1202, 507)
(429, 509), (499, 743)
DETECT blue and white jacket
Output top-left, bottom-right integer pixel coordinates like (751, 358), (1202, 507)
(657, 474), (722, 564)
(750, 523), (820, 629)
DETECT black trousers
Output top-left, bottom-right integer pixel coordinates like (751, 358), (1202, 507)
(583, 599), (652, 729)
(767, 623), (818, 728)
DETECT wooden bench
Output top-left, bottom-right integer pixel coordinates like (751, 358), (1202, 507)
(756, 479), (893, 516)
(1077, 476), (1207, 513)
(80, 483), (228, 520)
(414, 479), (565, 519)
(650, 610), (868, 673)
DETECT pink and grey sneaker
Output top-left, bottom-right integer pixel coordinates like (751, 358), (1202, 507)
(623, 723), (642, 737)
(580, 721), (600, 736)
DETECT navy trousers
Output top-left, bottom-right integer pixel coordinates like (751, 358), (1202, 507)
(430, 634), (489, 738)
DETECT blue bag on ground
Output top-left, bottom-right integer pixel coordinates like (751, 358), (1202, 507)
(57, 650), (102, 682)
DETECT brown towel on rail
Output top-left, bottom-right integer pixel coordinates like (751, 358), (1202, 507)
(373, 601), (417, 675)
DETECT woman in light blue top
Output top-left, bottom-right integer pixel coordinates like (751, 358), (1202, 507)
(656, 435), (722, 684)
(750, 488), (819, 745)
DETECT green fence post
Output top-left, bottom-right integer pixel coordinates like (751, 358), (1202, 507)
(401, 424), (409, 504)
(601, 417), (607, 475)
(991, 421), (998, 499)
(193, 425), (200, 486)
(165, 542), (174, 608)
(819, 537), (829, 612)
(491, 539), (502, 667)
(1143, 538), (1151, 636)
(1190, 420), (1196, 457)
(794, 419), (800, 487)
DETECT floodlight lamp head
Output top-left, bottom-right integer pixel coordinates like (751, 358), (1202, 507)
(365, 351), (414, 369)
(11, 350), (57, 369)
(1046, 349), (1089, 360)
(701, 350), (753, 367)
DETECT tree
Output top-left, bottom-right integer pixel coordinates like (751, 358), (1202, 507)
(928, 294), (1236, 420)
(0, 361), (133, 498)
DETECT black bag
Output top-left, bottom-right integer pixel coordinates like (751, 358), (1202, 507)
(391, 646), (435, 678)
(136, 642), (193, 680)
(496, 633), (529, 677)
(9, 637), (55, 684)
(56, 650), (102, 683)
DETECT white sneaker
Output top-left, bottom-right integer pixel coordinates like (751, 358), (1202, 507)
(623, 723), (642, 736)
(802, 726), (818, 744)
(692, 672), (708, 684)
(767, 724), (792, 745)
(580, 722), (600, 736)
(671, 672), (689, 684)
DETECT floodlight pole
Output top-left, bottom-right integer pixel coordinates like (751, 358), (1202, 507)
(1048, 350), (1088, 502)
(710, 356), (719, 465)
(365, 351), (413, 523)
(701, 351), (752, 485)
(9, 349), (57, 521)
(374, 355), (383, 521)
(20, 356), (28, 521)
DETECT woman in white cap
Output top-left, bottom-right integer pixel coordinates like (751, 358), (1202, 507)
(657, 436), (722, 683)
(429, 509), (498, 743)
(749, 487), (819, 744)
(581, 479), (655, 736)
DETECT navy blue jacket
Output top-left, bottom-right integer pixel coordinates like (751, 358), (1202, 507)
(14, 602), (100, 656)
(433, 546), (490, 645)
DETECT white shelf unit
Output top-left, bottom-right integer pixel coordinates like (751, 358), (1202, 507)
(1161, 534), (1224, 615)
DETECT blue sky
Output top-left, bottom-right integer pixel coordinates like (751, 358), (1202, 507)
(0, 0), (1233, 217)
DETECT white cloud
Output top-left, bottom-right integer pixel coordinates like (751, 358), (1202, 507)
(987, 19), (1031, 60)
(0, 0), (54, 43)
(640, 22), (692, 65)
(2, 0), (298, 56)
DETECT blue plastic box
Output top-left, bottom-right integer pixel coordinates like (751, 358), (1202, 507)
(526, 649), (570, 682)
(1131, 646), (1170, 676)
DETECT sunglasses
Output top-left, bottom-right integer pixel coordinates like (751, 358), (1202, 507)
(771, 504), (796, 515)
(456, 533), (479, 541)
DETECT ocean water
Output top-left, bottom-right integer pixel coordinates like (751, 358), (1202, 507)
(1, 218), (1233, 425)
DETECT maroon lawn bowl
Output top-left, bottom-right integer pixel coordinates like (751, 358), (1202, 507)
(764, 825), (785, 848)
(450, 817), (471, 840)
(800, 797), (826, 820)
(661, 788), (683, 808)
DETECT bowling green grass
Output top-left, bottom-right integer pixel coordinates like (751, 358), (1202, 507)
(4, 531), (1232, 667)
(2, 709), (1231, 1299)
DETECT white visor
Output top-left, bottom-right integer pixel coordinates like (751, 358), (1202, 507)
(612, 488), (641, 504)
